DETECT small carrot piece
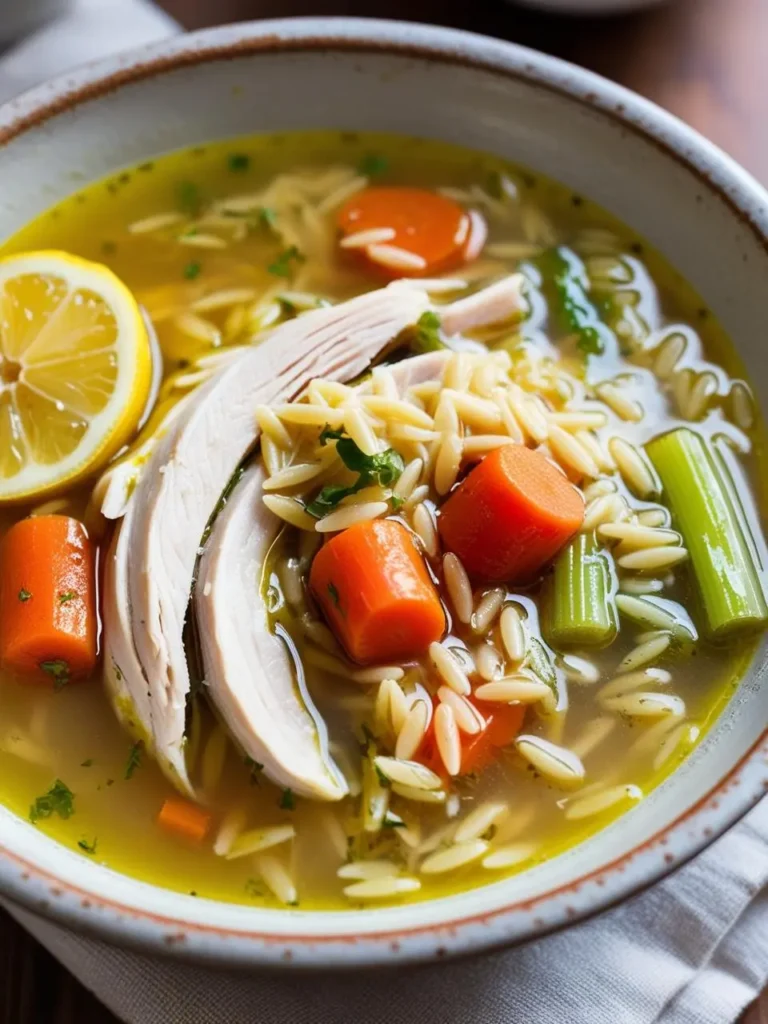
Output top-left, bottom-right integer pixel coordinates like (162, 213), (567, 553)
(438, 445), (585, 582)
(309, 519), (446, 664)
(157, 797), (211, 844)
(0, 516), (97, 685)
(418, 698), (525, 777)
(461, 703), (526, 774)
(338, 187), (476, 278)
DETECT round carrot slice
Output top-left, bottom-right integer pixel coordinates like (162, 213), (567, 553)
(309, 519), (446, 664)
(338, 187), (474, 278)
(438, 444), (585, 583)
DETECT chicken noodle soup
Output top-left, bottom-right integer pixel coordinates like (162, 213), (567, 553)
(0, 131), (764, 909)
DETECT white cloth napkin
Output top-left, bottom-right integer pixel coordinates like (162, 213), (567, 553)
(6, 797), (768, 1024)
(3, 4), (768, 1023)
(0, 0), (177, 105)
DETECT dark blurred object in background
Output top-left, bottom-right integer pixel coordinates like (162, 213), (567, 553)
(157, 0), (768, 186)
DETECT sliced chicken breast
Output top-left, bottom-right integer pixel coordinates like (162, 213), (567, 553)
(103, 285), (430, 795)
(196, 350), (451, 799)
(197, 464), (346, 800)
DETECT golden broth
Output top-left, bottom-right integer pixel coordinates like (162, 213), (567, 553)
(0, 131), (764, 910)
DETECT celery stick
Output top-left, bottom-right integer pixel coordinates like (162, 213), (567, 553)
(646, 428), (768, 638)
(543, 533), (618, 649)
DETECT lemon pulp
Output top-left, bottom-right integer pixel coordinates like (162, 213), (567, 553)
(0, 251), (151, 502)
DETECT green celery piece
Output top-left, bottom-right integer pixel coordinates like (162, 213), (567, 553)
(544, 533), (617, 649)
(538, 246), (615, 357)
(646, 428), (768, 639)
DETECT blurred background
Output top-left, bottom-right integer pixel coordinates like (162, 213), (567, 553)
(152, 0), (768, 182)
(1, 0), (767, 1022)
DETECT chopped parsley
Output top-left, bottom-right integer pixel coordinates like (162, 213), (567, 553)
(80, 759), (94, 768)
(268, 245), (304, 278)
(259, 206), (277, 229)
(327, 582), (341, 609)
(358, 153), (389, 177)
(279, 788), (295, 811)
(390, 494), (405, 512)
(413, 310), (444, 353)
(124, 741), (143, 780)
(539, 246), (610, 357)
(77, 837), (97, 855)
(306, 428), (404, 518)
(245, 878), (265, 898)
(373, 763), (391, 788)
(18, 588), (31, 602)
(30, 780), (74, 823)
(40, 659), (70, 691)
(176, 180), (201, 216)
(244, 755), (264, 785)
(382, 811), (406, 829)
(183, 261), (202, 280)
(58, 591), (76, 605)
(227, 153), (250, 172)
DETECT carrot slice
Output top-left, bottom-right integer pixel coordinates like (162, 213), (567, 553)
(0, 515), (97, 686)
(338, 187), (476, 278)
(309, 519), (446, 664)
(418, 698), (525, 777)
(460, 703), (526, 774)
(157, 798), (211, 844)
(438, 445), (585, 582)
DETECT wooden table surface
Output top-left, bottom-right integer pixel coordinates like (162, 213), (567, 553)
(3, 0), (768, 1021)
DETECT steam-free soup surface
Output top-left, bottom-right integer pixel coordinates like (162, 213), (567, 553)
(0, 131), (764, 910)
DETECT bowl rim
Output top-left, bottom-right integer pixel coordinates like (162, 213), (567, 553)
(1, 15), (768, 969)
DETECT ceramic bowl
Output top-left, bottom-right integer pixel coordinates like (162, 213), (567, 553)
(1, 17), (767, 970)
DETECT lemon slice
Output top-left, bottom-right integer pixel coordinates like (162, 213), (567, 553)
(0, 251), (151, 503)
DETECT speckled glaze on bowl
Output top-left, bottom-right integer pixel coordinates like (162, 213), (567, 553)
(0, 17), (767, 970)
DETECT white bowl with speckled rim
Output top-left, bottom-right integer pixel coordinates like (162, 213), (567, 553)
(0, 17), (767, 969)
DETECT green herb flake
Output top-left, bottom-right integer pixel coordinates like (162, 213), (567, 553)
(244, 755), (264, 786)
(280, 786), (296, 811)
(58, 591), (76, 605)
(124, 741), (143, 780)
(78, 837), (97, 855)
(183, 261), (202, 280)
(227, 153), (250, 172)
(279, 788), (295, 811)
(30, 779), (74, 823)
(382, 811), (406, 829)
(18, 588), (31, 602)
(307, 428), (405, 518)
(268, 245), (304, 278)
(259, 206), (277, 229)
(327, 582), (341, 608)
(40, 659), (70, 691)
(413, 310), (444, 353)
(176, 180), (201, 216)
(80, 759), (94, 768)
(245, 878), (265, 898)
(390, 494), (405, 511)
(374, 764), (391, 788)
(358, 154), (389, 177)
